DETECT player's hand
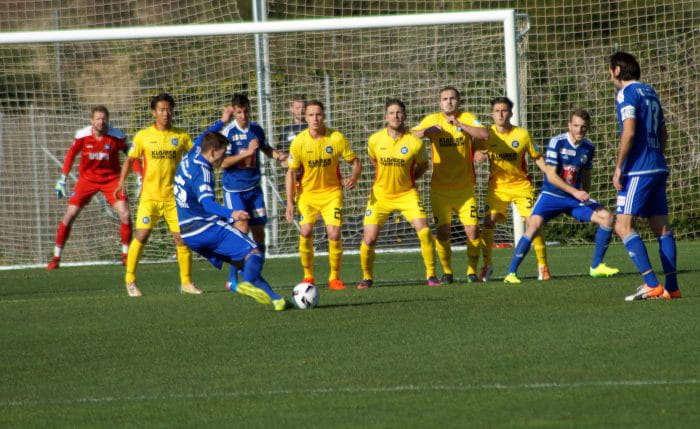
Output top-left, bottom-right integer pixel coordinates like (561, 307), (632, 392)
(285, 203), (295, 223)
(474, 150), (488, 163)
(231, 210), (250, 221)
(572, 189), (590, 202)
(245, 139), (260, 156)
(220, 106), (234, 123)
(343, 176), (358, 190)
(276, 152), (289, 163)
(113, 181), (125, 201)
(54, 175), (67, 198)
(612, 167), (623, 191)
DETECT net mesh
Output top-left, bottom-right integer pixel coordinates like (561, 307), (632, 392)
(1, 0), (698, 268)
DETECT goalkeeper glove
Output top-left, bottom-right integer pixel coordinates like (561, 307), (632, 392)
(55, 175), (67, 198)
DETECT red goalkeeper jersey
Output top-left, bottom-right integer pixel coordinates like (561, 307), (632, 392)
(62, 125), (128, 183)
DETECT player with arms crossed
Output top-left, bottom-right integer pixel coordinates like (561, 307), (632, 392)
(197, 94), (286, 289)
(175, 132), (286, 310)
(412, 86), (489, 283)
(48, 106), (140, 269)
(474, 97), (550, 282)
(358, 99), (438, 288)
(609, 52), (681, 300)
(503, 109), (619, 283)
(115, 93), (198, 297)
(285, 100), (362, 290)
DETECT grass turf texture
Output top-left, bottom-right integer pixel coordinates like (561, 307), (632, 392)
(1, 242), (698, 428)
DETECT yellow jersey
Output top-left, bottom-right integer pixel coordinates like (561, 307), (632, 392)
(368, 128), (428, 199)
(475, 125), (540, 187)
(129, 125), (193, 201)
(414, 111), (484, 190)
(288, 128), (356, 195)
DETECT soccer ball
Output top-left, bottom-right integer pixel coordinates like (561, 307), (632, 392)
(292, 282), (319, 309)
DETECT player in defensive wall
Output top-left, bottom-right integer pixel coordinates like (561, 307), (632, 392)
(608, 52), (681, 301)
(357, 99), (438, 288)
(412, 86), (489, 284)
(115, 93), (199, 297)
(174, 132), (286, 311)
(277, 95), (308, 153)
(503, 109), (620, 283)
(48, 106), (141, 270)
(285, 100), (362, 290)
(195, 94), (287, 289)
(473, 97), (551, 282)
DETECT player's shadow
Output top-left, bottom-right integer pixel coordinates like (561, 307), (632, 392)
(314, 296), (450, 310)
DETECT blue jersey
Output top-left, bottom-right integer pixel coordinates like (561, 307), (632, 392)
(615, 82), (668, 177)
(174, 147), (231, 238)
(541, 132), (594, 198)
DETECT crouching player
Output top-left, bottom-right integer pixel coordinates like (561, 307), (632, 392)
(504, 109), (620, 283)
(358, 99), (438, 288)
(174, 132), (287, 311)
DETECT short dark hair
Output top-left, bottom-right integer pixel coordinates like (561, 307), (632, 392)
(385, 98), (406, 113)
(150, 93), (175, 110)
(490, 96), (514, 110)
(90, 105), (109, 118)
(231, 93), (250, 108)
(200, 131), (229, 153)
(306, 99), (325, 112)
(570, 108), (591, 124)
(290, 95), (307, 104)
(439, 86), (461, 100)
(609, 51), (641, 81)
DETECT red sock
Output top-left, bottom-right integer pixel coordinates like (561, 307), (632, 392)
(120, 222), (132, 246)
(55, 222), (72, 247)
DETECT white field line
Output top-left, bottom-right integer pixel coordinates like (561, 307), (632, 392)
(2, 379), (698, 408)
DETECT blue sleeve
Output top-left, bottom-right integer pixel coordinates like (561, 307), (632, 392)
(585, 146), (594, 170)
(194, 121), (226, 147)
(545, 138), (559, 166)
(201, 196), (233, 219)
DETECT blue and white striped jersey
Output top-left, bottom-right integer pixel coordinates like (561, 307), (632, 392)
(541, 132), (595, 198)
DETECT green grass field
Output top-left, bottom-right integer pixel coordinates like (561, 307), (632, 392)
(1, 242), (698, 428)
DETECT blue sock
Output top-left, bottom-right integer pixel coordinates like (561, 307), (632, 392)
(507, 235), (532, 274)
(227, 265), (240, 292)
(242, 252), (281, 300)
(591, 225), (613, 268)
(623, 233), (659, 287)
(658, 233), (678, 292)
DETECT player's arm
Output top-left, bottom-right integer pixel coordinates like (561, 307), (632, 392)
(453, 119), (489, 140)
(660, 123), (668, 153)
(260, 146), (288, 164)
(613, 118), (636, 191)
(284, 166), (298, 223)
(55, 139), (81, 198)
(221, 139), (260, 168)
(543, 164), (589, 202)
(114, 156), (137, 200)
(414, 160), (429, 180)
(343, 157), (362, 190)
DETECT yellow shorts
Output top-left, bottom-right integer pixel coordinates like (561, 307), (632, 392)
(135, 198), (180, 232)
(431, 187), (478, 227)
(486, 182), (535, 218)
(363, 190), (427, 226)
(297, 191), (343, 227)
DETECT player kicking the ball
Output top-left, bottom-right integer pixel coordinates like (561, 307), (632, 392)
(503, 109), (619, 283)
(175, 132), (286, 310)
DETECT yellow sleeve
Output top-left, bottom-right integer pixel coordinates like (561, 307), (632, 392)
(413, 114), (436, 131)
(338, 133), (356, 162)
(414, 136), (429, 164)
(288, 138), (302, 169)
(128, 131), (144, 159)
(524, 131), (540, 158)
(367, 134), (377, 161)
(458, 111), (485, 128)
(183, 132), (193, 152)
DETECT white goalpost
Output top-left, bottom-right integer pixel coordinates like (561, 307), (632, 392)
(0, 9), (524, 268)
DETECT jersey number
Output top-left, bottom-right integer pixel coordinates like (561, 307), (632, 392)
(644, 99), (661, 149)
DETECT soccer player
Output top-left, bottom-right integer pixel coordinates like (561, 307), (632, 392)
(115, 93), (198, 297)
(277, 95), (308, 152)
(285, 100), (361, 290)
(412, 86), (489, 283)
(358, 99), (438, 288)
(175, 132), (286, 310)
(48, 106), (139, 269)
(503, 109), (620, 283)
(608, 52), (681, 300)
(196, 94), (287, 289)
(474, 97), (551, 282)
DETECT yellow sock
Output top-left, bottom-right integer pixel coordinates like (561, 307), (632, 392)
(435, 238), (453, 275)
(299, 235), (314, 279)
(359, 241), (375, 280)
(532, 231), (548, 267)
(328, 239), (342, 281)
(417, 227), (436, 278)
(125, 238), (144, 284)
(481, 226), (494, 266)
(176, 245), (193, 286)
(467, 238), (481, 275)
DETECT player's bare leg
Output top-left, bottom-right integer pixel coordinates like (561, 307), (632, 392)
(113, 200), (131, 266)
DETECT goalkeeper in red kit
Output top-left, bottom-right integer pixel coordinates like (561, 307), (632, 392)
(48, 106), (141, 269)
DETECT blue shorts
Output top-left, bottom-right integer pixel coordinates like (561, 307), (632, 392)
(224, 186), (267, 226)
(182, 220), (257, 270)
(532, 192), (601, 223)
(615, 174), (668, 217)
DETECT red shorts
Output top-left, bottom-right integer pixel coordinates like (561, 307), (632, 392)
(69, 178), (127, 207)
